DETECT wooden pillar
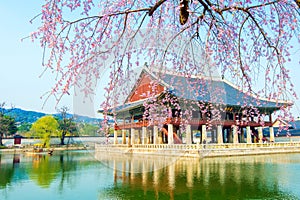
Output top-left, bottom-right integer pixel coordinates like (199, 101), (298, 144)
(147, 129), (151, 144)
(217, 125), (223, 144)
(168, 124), (174, 144)
(240, 128), (245, 143)
(114, 130), (118, 144)
(159, 131), (163, 144)
(201, 125), (207, 144)
(153, 125), (159, 144)
(269, 127), (275, 142)
(258, 127), (263, 143)
(121, 118), (125, 144)
(137, 129), (141, 144)
(130, 116), (134, 145)
(186, 124), (192, 144)
(122, 129), (126, 144)
(130, 128), (135, 145)
(142, 127), (147, 144)
(246, 126), (252, 143)
(233, 125), (239, 143)
(128, 131), (131, 146)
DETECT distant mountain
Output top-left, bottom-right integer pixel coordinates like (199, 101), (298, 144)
(54, 113), (101, 125)
(5, 108), (46, 124)
(4, 108), (102, 125)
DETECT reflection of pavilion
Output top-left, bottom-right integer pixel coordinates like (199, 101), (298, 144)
(96, 152), (286, 199)
(100, 67), (290, 145)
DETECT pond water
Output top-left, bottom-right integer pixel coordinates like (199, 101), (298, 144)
(1, 150), (300, 199)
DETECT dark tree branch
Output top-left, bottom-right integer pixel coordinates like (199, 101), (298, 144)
(148, 0), (168, 16)
(238, 15), (252, 92)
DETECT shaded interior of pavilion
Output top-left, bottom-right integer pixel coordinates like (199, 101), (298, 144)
(110, 102), (279, 145)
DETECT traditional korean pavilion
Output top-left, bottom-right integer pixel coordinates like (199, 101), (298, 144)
(100, 67), (291, 145)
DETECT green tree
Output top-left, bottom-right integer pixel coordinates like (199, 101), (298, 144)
(30, 116), (59, 148)
(18, 122), (32, 134)
(57, 107), (77, 145)
(78, 123), (99, 136)
(0, 115), (17, 146)
(0, 102), (5, 115)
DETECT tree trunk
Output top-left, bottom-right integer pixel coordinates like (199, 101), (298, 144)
(0, 134), (3, 146)
(60, 131), (66, 145)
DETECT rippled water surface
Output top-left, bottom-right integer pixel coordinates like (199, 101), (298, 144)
(1, 150), (300, 199)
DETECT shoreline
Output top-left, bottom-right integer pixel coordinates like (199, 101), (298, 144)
(3, 141), (300, 158)
(0, 145), (89, 154)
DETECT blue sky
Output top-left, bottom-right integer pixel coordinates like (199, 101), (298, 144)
(0, 1), (78, 115)
(0, 1), (300, 118)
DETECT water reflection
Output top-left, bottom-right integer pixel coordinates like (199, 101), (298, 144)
(0, 151), (94, 190)
(12, 154), (20, 166)
(28, 155), (59, 187)
(0, 151), (300, 199)
(96, 152), (300, 199)
(0, 154), (14, 189)
(95, 152), (180, 173)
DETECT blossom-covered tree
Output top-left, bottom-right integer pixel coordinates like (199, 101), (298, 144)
(31, 1), (300, 125)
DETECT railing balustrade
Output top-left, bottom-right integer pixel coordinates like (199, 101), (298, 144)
(116, 117), (272, 129)
(95, 142), (300, 150)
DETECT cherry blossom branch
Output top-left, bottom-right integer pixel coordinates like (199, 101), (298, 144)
(149, 0), (168, 16)
(238, 15), (252, 92)
(31, 0), (299, 121)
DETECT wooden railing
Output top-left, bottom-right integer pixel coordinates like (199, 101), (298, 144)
(116, 118), (272, 129)
(96, 142), (300, 150)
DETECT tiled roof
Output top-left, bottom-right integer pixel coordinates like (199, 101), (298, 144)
(289, 120), (300, 129)
(160, 73), (286, 108)
(100, 67), (291, 114)
(99, 100), (145, 114)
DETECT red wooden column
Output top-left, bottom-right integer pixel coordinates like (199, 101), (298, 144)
(113, 123), (119, 144)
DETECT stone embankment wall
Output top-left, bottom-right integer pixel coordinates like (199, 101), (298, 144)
(95, 142), (300, 158)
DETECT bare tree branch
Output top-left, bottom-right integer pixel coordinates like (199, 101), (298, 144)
(149, 0), (168, 16)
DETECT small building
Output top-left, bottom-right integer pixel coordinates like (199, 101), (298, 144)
(14, 135), (22, 145)
(100, 67), (291, 145)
